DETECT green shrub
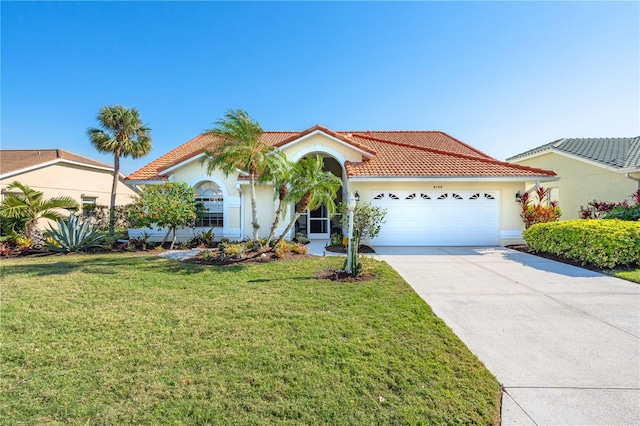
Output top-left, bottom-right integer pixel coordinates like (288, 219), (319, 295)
(605, 205), (640, 221)
(523, 219), (640, 268)
(188, 228), (215, 248)
(581, 190), (640, 221)
(100, 231), (128, 249)
(330, 232), (343, 246)
(84, 204), (133, 231)
(1, 216), (27, 237)
(294, 232), (309, 245)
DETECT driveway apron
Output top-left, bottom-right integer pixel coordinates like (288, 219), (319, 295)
(375, 246), (640, 425)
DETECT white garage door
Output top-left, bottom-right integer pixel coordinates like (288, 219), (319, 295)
(370, 190), (500, 246)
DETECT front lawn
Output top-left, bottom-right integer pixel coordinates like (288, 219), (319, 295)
(1, 253), (500, 424)
(611, 268), (640, 284)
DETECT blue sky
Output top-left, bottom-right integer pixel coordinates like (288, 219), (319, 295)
(2, 1), (638, 176)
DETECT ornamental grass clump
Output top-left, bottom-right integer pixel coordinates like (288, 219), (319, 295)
(523, 219), (640, 268)
(273, 241), (308, 258)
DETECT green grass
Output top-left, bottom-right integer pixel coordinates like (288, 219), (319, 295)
(610, 268), (640, 284)
(1, 253), (500, 425)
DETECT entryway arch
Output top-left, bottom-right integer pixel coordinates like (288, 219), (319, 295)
(292, 152), (346, 240)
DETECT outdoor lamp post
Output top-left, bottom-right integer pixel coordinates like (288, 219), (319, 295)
(346, 192), (357, 274)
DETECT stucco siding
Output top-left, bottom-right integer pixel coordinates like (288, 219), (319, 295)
(238, 184), (279, 240)
(1, 163), (136, 206)
(513, 153), (637, 220)
(281, 133), (364, 163)
(171, 160), (241, 200)
(1, 163), (137, 232)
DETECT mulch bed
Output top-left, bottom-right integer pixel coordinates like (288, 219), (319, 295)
(1, 248), (56, 259)
(182, 247), (313, 266)
(324, 244), (376, 254)
(315, 269), (376, 282)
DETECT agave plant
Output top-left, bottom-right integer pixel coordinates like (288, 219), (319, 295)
(45, 215), (104, 252)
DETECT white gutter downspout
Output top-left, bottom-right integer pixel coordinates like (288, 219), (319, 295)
(526, 180), (541, 195)
(237, 184), (245, 240)
(626, 173), (640, 188)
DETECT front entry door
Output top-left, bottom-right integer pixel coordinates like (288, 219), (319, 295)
(308, 204), (330, 239)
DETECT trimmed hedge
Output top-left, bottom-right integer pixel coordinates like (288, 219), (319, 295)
(523, 219), (640, 268)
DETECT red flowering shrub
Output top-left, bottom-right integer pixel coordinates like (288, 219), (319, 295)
(579, 190), (640, 220)
(518, 186), (562, 229)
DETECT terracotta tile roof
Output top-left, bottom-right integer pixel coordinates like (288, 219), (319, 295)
(345, 137), (556, 178)
(127, 126), (556, 181)
(127, 132), (300, 180)
(1, 149), (112, 177)
(348, 130), (491, 159)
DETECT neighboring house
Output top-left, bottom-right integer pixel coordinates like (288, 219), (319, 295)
(126, 125), (557, 246)
(507, 137), (640, 220)
(1, 149), (139, 220)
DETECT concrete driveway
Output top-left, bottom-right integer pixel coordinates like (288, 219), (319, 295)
(374, 246), (640, 426)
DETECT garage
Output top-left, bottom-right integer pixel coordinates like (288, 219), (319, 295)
(370, 190), (500, 246)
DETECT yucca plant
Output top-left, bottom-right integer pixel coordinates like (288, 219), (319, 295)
(45, 215), (104, 252)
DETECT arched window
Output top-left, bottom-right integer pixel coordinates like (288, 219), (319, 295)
(195, 181), (223, 227)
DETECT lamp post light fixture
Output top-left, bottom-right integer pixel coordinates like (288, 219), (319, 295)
(346, 192), (357, 274)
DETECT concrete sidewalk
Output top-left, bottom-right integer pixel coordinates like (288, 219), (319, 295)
(375, 246), (640, 425)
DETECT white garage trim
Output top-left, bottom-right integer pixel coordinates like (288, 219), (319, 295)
(370, 190), (500, 246)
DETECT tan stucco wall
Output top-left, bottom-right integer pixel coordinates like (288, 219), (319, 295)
(170, 159), (242, 201)
(512, 153), (638, 220)
(1, 163), (137, 206)
(1, 163), (137, 231)
(239, 184), (279, 240)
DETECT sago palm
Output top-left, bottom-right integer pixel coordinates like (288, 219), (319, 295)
(201, 109), (277, 241)
(274, 156), (342, 247)
(0, 181), (79, 244)
(88, 105), (152, 234)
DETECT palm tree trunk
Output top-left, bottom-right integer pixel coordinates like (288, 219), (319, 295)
(109, 149), (121, 235)
(274, 211), (301, 247)
(26, 219), (39, 246)
(249, 175), (259, 241)
(274, 192), (312, 248)
(265, 199), (283, 246)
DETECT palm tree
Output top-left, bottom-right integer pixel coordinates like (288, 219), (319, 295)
(201, 109), (276, 241)
(88, 105), (152, 234)
(263, 154), (294, 246)
(274, 156), (342, 247)
(0, 181), (78, 245)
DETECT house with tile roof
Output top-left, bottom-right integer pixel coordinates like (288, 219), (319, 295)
(1, 149), (138, 221)
(126, 125), (557, 246)
(507, 137), (640, 220)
